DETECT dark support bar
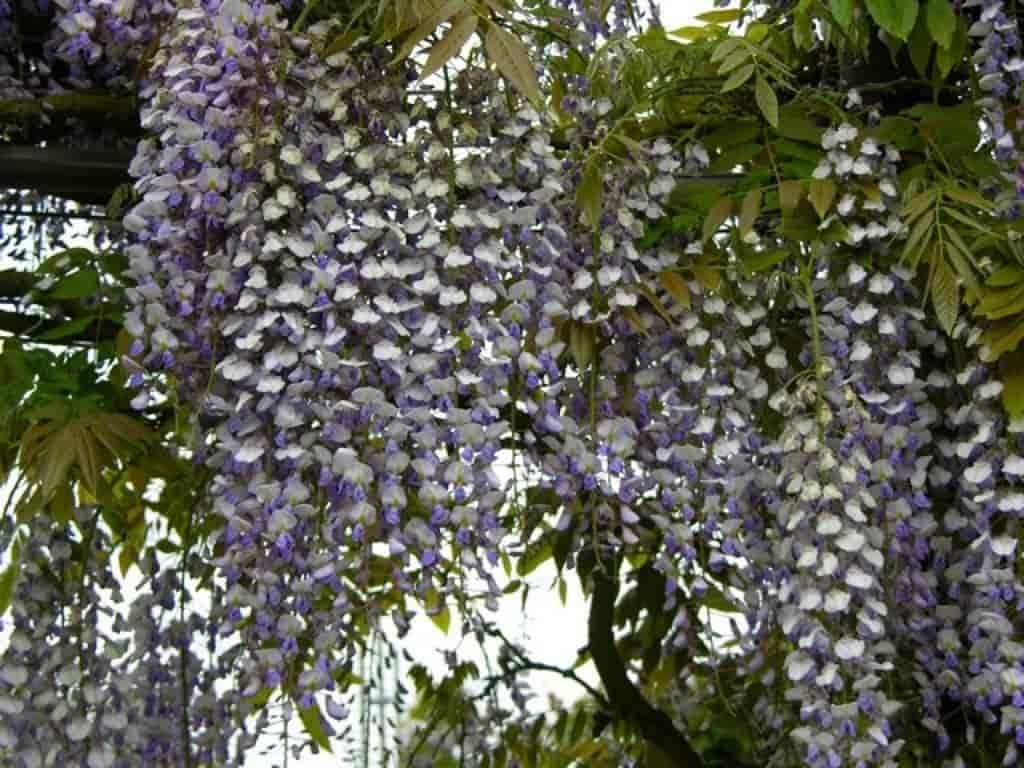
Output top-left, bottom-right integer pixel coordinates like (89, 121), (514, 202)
(0, 146), (134, 205)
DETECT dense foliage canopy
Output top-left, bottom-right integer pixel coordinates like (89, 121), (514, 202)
(4, 0), (1024, 766)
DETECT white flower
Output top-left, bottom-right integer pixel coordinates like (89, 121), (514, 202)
(846, 566), (873, 589)
(597, 265), (622, 288)
(800, 588), (823, 610)
(67, 717), (92, 741)
(837, 530), (866, 552)
(825, 589), (851, 613)
(816, 514), (842, 535)
(887, 365), (915, 386)
(991, 535), (1017, 557)
(766, 347), (787, 369)
(470, 283), (497, 303)
(835, 122), (858, 143)
(373, 341), (402, 361)
(440, 287), (468, 306)
(964, 461), (993, 485)
(787, 651), (815, 681)
(1005, 455), (1024, 476)
(851, 302), (878, 324)
(835, 636), (866, 660)
(235, 440), (264, 463)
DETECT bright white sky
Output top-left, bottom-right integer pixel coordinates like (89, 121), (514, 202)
(260, 1), (721, 765)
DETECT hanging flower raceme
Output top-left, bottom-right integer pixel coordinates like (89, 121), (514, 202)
(966, 0), (1024, 204)
(0, 510), (249, 767)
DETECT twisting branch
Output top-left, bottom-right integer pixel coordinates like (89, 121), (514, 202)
(587, 567), (704, 768)
(478, 621), (610, 709)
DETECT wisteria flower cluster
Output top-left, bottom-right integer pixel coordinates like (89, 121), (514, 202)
(0, 512), (246, 766)
(4, 0), (1020, 765)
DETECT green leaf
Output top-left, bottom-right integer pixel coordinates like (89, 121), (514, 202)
(710, 37), (743, 64)
(697, 9), (742, 24)
(777, 110), (824, 144)
(778, 179), (804, 214)
(1000, 350), (1024, 420)
(703, 197), (733, 243)
(988, 265), (1024, 289)
(36, 315), (94, 340)
(577, 160), (603, 230)
(931, 257), (959, 335)
(935, 15), (966, 77)
(298, 702), (334, 753)
(831, 0), (854, 29)
(635, 284), (674, 326)
(48, 269), (100, 300)
(908, 13), (933, 78)
(658, 271), (691, 308)
(0, 536), (22, 616)
(485, 22), (542, 106)
(569, 321), (594, 371)
(865, 0), (919, 40)
(390, 0), (466, 61)
(739, 188), (762, 237)
(985, 319), (1024, 358)
(420, 12), (478, 80)
(717, 48), (751, 74)
(754, 76), (779, 128)
(742, 248), (790, 275)
(721, 62), (754, 92)
(807, 179), (837, 218)
(926, 0), (956, 49)
(706, 142), (762, 174)
(518, 538), (552, 577)
(943, 183), (993, 211)
(430, 603), (451, 634)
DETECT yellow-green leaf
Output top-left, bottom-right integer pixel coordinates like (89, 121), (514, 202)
(865, 0), (919, 41)
(658, 271), (691, 308)
(831, 0), (854, 29)
(0, 536), (21, 616)
(577, 160), (603, 230)
(931, 257), (959, 335)
(485, 23), (542, 107)
(926, 0), (956, 49)
(420, 12), (478, 80)
(779, 179), (803, 214)
(321, 29), (361, 58)
(430, 603), (451, 634)
(703, 197), (733, 243)
(739, 188), (763, 237)
(710, 37), (743, 64)
(717, 48), (752, 74)
(635, 284), (674, 326)
(808, 179), (837, 218)
(721, 62), (755, 93)
(943, 183), (993, 211)
(1000, 350), (1024, 420)
(569, 321), (594, 371)
(697, 9), (742, 24)
(755, 76), (779, 128)
(298, 702), (334, 753)
(985, 319), (1024, 358)
(390, 0), (466, 63)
